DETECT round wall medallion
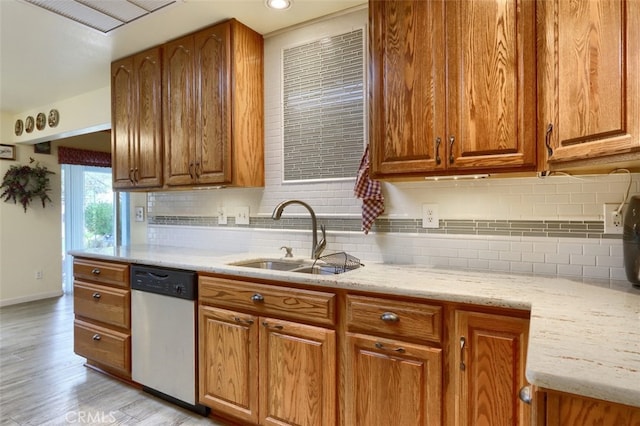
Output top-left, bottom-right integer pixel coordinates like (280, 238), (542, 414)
(14, 119), (23, 136)
(25, 116), (35, 133)
(36, 113), (46, 130)
(48, 109), (59, 128)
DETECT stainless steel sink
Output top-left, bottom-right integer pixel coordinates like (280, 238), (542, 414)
(231, 259), (307, 271)
(230, 258), (348, 275)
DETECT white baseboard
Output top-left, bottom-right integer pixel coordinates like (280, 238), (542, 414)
(0, 290), (64, 307)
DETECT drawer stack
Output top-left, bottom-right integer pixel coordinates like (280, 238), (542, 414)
(72, 258), (131, 378)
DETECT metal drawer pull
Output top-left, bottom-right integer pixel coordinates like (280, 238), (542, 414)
(91, 268), (101, 275)
(262, 321), (283, 330)
(233, 317), (254, 325)
(374, 342), (405, 353)
(380, 312), (399, 322)
(92, 292), (101, 299)
(460, 336), (466, 371)
(518, 385), (532, 404)
(251, 293), (264, 302)
(92, 334), (101, 341)
(435, 136), (442, 165)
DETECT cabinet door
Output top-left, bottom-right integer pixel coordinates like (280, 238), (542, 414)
(344, 332), (442, 426)
(544, 391), (640, 426)
(111, 56), (135, 189)
(455, 311), (529, 426)
(133, 48), (163, 188)
(164, 35), (196, 186)
(198, 305), (259, 424)
(446, 0), (536, 172)
(260, 317), (336, 426)
(539, 0), (640, 166)
(369, 0), (446, 177)
(194, 22), (232, 185)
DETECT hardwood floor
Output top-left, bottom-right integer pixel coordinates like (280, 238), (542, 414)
(0, 295), (228, 425)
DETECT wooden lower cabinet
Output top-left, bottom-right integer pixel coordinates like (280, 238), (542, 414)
(72, 258), (131, 379)
(344, 333), (442, 426)
(198, 303), (336, 426)
(453, 310), (530, 426)
(536, 390), (640, 426)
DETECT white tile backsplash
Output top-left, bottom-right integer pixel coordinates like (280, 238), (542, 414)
(143, 7), (638, 284)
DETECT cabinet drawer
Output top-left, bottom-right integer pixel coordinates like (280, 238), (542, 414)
(73, 258), (129, 288)
(74, 281), (130, 329)
(346, 295), (442, 343)
(199, 276), (336, 327)
(74, 320), (131, 374)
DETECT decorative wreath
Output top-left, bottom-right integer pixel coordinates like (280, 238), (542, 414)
(0, 158), (54, 212)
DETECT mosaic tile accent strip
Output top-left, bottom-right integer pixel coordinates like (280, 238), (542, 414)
(282, 28), (365, 181)
(148, 216), (617, 239)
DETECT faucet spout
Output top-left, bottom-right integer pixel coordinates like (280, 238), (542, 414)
(272, 200), (325, 259)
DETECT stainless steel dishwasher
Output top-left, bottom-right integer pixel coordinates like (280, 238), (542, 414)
(130, 264), (209, 416)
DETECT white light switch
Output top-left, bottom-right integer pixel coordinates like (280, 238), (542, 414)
(236, 206), (250, 225)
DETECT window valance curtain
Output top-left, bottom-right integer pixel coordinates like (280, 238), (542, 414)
(58, 146), (111, 168)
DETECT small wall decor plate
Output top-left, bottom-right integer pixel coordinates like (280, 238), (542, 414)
(25, 116), (34, 133)
(14, 119), (23, 136)
(48, 109), (59, 127)
(36, 113), (46, 130)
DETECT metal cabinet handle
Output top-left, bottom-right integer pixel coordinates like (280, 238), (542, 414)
(189, 163), (195, 179)
(233, 317), (254, 325)
(134, 167), (139, 183)
(380, 312), (399, 322)
(544, 123), (553, 158)
(459, 336), (466, 371)
(449, 136), (455, 164)
(251, 293), (264, 302)
(128, 168), (135, 183)
(195, 162), (201, 178)
(519, 385), (532, 404)
(262, 321), (284, 330)
(91, 268), (101, 275)
(92, 334), (101, 341)
(435, 137), (442, 165)
(92, 292), (101, 299)
(374, 342), (405, 353)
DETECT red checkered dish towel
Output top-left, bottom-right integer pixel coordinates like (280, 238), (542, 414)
(354, 145), (384, 234)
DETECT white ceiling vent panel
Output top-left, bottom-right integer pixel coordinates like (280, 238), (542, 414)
(23, 0), (176, 33)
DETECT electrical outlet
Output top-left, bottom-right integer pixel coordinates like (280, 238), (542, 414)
(422, 204), (439, 229)
(35, 270), (43, 280)
(236, 206), (250, 225)
(603, 203), (623, 234)
(135, 206), (145, 222)
(218, 206), (227, 225)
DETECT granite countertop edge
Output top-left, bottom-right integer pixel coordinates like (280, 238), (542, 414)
(70, 245), (640, 409)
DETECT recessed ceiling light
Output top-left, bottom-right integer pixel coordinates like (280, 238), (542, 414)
(265, 0), (292, 11)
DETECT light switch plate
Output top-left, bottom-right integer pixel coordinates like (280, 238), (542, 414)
(236, 206), (250, 225)
(135, 206), (145, 222)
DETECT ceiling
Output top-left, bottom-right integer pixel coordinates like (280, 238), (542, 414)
(0, 0), (366, 115)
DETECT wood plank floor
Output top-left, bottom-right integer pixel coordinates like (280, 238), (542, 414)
(0, 295), (229, 425)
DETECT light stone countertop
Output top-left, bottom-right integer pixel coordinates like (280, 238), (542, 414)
(70, 245), (640, 409)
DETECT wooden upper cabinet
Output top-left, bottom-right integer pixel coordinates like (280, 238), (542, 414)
(538, 0), (640, 168)
(446, 0), (536, 172)
(369, 0), (445, 176)
(111, 47), (163, 189)
(454, 310), (530, 426)
(370, 0), (537, 179)
(164, 19), (264, 188)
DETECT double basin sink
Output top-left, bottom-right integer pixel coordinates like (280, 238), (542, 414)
(231, 258), (344, 275)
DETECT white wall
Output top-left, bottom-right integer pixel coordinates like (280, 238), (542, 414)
(0, 144), (63, 305)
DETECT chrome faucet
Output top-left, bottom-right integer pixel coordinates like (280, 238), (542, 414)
(271, 200), (326, 259)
